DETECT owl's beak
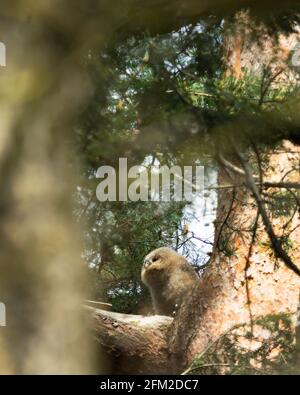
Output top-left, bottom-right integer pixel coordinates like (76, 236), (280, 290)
(143, 258), (152, 269)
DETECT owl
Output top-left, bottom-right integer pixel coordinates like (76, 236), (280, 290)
(141, 247), (198, 316)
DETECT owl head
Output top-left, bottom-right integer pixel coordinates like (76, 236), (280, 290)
(141, 247), (184, 284)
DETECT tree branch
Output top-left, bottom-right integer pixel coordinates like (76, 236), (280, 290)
(86, 306), (174, 374)
(235, 150), (300, 277)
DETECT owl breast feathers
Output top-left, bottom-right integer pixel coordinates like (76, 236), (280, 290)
(141, 247), (198, 316)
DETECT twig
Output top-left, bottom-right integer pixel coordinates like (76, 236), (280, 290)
(181, 327), (234, 375)
(244, 209), (259, 333)
(218, 154), (259, 180)
(263, 182), (300, 190)
(205, 182), (300, 191)
(183, 362), (230, 374)
(215, 187), (236, 253)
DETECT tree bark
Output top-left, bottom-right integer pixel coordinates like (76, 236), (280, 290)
(170, 142), (300, 369)
(87, 307), (173, 374)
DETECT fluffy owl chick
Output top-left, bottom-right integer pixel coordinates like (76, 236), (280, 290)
(141, 247), (198, 316)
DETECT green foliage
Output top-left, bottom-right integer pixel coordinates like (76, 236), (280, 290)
(218, 239), (236, 258)
(268, 191), (298, 218)
(81, 195), (189, 312)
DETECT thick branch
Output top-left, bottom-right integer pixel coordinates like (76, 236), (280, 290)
(86, 306), (173, 374)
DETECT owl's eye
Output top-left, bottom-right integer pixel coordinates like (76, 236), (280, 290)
(152, 256), (159, 262)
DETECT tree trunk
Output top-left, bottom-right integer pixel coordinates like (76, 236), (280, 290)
(169, 142), (300, 370)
